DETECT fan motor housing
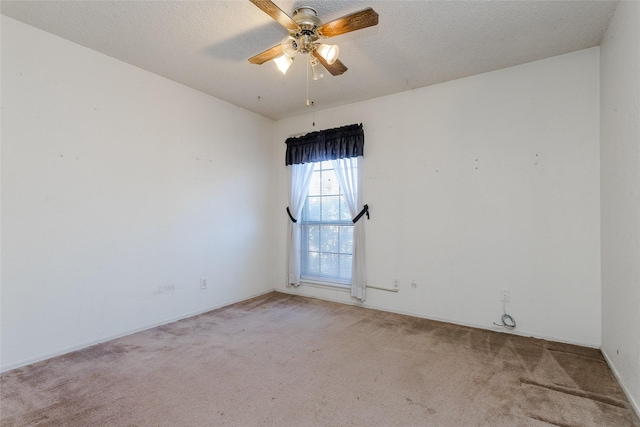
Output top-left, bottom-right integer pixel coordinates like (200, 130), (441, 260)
(293, 6), (321, 30)
(291, 6), (321, 53)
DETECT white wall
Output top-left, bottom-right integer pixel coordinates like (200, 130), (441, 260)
(274, 48), (601, 347)
(0, 16), (274, 371)
(600, 1), (640, 414)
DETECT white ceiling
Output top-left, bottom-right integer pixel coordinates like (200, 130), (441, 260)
(1, 0), (617, 121)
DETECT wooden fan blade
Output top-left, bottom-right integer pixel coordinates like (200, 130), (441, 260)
(248, 44), (283, 64)
(249, 0), (300, 32)
(312, 50), (348, 76)
(317, 8), (379, 38)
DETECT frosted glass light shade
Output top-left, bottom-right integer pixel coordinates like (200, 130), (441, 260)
(274, 55), (294, 74)
(310, 57), (324, 80)
(316, 44), (339, 65)
(281, 36), (299, 58)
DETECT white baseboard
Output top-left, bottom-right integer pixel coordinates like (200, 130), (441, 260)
(0, 289), (274, 373)
(279, 288), (640, 417)
(276, 286), (600, 349)
(601, 348), (640, 419)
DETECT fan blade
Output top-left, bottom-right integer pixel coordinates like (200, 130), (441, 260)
(249, 0), (300, 32)
(317, 8), (379, 38)
(249, 44), (283, 64)
(312, 50), (348, 76)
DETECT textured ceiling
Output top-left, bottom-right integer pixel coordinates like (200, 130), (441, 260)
(1, 0), (617, 120)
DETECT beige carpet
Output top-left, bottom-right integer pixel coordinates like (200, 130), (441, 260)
(2, 292), (639, 427)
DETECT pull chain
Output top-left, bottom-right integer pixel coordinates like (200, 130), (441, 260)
(306, 57), (310, 107)
(306, 57), (314, 126)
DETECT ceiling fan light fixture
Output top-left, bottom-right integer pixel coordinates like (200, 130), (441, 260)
(281, 35), (299, 58)
(310, 57), (324, 80)
(248, 1), (379, 77)
(316, 43), (339, 65)
(274, 55), (294, 74)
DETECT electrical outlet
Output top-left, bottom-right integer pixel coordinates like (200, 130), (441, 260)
(500, 289), (510, 302)
(200, 278), (207, 290)
(411, 280), (417, 288)
(393, 280), (399, 289)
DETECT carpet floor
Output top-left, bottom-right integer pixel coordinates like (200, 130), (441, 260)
(1, 292), (639, 426)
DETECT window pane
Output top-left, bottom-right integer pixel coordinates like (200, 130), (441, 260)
(339, 226), (353, 254)
(307, 171), (321, 196)
(322, 169), (340, 195)
(320, 253), (339, 277)
(340, 196), (352, 221)
(304, 252), (320, 276)
(320, 225), (339, 253)
(339, 254), (352, 279)
(306, 197), (321, 221)
(307, 225), (319, 252)
(322, 196), (340, 221)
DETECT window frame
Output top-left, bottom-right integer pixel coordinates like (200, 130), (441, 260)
(299, 160), (355, 286)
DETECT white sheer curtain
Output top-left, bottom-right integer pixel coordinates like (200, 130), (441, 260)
(332, 156), (367, 301)
(287, 162), (315, 286)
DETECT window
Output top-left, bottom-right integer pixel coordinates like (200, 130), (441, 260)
(299, 160), (355, 284)
(284, 123), (366, 300)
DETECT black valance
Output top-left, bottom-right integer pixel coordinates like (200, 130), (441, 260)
(285, 123), (364, 166)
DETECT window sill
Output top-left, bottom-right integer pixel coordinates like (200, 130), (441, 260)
(300, 280), (351, 292)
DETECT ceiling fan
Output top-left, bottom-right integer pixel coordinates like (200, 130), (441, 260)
(248, 0), (379, 79)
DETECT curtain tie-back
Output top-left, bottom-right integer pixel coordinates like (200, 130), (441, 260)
(353, 204), (369, 224)
(286, 207), (298, 223)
